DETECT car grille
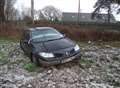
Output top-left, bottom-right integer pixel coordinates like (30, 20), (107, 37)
(54, 49), (76, 58)
(54, 53), (63, 58)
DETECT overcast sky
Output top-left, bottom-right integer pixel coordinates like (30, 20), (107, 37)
(15, 0), (120, 21)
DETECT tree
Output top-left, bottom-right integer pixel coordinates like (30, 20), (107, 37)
(42, 6), (62, 21)
(21, 7), (39, 23)
(22, 8), (31, 18)
(5, 0), (16, 21)
(0, 0), (16, 22)
(21, 7), (32, 21)
(21, 7), (39, 19)
(92, 0), (120, 23)
(7, 8), (19, 21)
(37, 10), (46, 20)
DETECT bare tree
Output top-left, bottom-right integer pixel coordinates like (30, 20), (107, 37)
(22, 8), (31, 18)
(21, 7), (39, 23)
(8, 8), (19, 21)
(5, 0), (16, 21)
(92, 0), (120, 23)
(37, 10), (45, 20)
(42, 6), (62, 21)
(0, 0), (16, 22)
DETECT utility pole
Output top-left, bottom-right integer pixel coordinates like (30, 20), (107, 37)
(77, 0), (80, 24)
(31, 0), (34, 23)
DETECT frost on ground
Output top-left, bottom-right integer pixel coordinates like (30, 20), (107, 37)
(0, 41), (120, 88)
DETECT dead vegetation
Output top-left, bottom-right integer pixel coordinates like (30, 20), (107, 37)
(0, 21), (120, 41)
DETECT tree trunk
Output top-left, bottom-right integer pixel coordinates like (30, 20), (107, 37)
(0, 0), (5, 23)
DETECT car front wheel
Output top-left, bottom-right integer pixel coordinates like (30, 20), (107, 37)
(31, 54), (40, 66)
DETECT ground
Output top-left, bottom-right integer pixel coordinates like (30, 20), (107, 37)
(0, 39), (120, 88)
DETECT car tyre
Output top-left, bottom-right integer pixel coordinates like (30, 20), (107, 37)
(32, 54), (40, 66)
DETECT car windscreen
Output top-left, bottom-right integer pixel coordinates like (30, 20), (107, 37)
(31, 29), (64, 42)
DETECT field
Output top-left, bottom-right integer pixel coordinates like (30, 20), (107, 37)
(0, 22), (120, 88)
(0, 38), (120, 88)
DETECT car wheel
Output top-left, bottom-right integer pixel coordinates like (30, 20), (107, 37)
(32, 54), (40, 66)
(30, 53), (33, 62)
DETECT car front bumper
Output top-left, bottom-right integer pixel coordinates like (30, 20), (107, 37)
(37, 52), (81, 66)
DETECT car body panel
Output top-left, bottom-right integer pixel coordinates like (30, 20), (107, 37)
(43, 38), (75, 52)
(37, 52), (81, 66)
(32, 38), (75, 52)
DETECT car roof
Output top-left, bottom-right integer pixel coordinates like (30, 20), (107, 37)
(25, 27), (55, 32)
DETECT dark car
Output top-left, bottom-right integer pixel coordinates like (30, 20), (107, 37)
(20, 27), (81, 66)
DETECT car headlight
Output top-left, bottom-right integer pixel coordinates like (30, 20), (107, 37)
(39, 52), (54, 58)
(74, 44), (80, 51)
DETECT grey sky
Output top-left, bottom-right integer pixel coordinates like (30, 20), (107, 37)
(14, 0), (120, 21)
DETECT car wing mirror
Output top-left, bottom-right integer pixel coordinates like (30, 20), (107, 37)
(28, 38), (32, 44)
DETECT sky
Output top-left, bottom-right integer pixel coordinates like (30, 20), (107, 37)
(14, 0), (120, 21)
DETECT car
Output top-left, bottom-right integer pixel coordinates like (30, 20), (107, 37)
(20, 27), (81, 66)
